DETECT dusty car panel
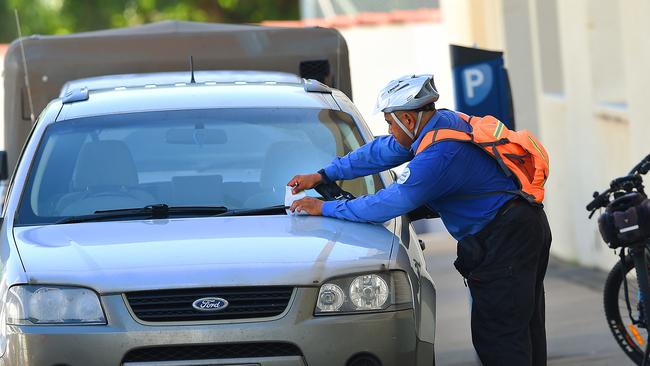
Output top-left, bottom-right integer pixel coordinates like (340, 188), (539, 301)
(58, 70), (304, 96)
(14, 215), (397, 292)
(57, 83), (339, 120)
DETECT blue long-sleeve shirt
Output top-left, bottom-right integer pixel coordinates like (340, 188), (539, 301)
(321, 109), (517, 240)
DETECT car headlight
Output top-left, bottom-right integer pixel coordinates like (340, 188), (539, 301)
(315, 271), (413, 315)
(6, 285), (106, 325)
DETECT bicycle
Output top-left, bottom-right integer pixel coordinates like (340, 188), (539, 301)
(587, 154), (650, 365)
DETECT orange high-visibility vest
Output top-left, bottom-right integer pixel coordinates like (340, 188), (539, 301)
(415, 111), (550, 204)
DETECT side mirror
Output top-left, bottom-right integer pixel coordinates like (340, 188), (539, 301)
(314, 181), (355, 201)
(407, 205), (440, 222)
(0, 151), (8, 181)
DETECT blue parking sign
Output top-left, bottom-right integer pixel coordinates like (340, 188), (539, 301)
(450, 45), (515, 129)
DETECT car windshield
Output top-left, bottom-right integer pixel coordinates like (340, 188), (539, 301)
(15, 108), (383, 226)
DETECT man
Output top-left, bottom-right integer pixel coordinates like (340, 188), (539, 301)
(288, 74), (552, 365)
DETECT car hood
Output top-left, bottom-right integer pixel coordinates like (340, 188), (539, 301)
(13, 215), (397, 293)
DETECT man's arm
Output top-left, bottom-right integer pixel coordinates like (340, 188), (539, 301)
(323, 135), (413, 181)
(288, 135), (412, 194)
(321, 143), (460, 223)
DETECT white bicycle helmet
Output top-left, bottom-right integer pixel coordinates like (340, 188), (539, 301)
(374, 74), (439, 140)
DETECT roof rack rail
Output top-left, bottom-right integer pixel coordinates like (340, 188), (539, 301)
(62, 88), (89, 104)
(303, 79), (332, 94)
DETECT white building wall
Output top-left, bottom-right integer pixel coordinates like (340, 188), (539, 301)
(620, 0), (650, 163)
(541, 0), (648, 269)
(552, 0), (615, 268)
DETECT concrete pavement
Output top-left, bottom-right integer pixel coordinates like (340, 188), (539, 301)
(421, 231), (634, 366)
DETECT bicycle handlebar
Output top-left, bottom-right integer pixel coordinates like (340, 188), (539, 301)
(586, 169), (647, 215)
(586, 189), (611, 212)
(629, 154), (650, 176)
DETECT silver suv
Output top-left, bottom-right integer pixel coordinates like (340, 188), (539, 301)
(0, 71), (436, 366)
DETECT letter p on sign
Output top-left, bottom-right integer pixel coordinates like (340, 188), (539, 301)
(462, 64), (493, 106)
(464, 68), (484, 99)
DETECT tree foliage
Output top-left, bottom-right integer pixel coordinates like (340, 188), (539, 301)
(0, 0), (299, 43)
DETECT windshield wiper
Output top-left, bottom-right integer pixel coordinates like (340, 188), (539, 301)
(56, 204), (291, 224)
(56, 204), (228, 224)
(213, 204), (288, 217)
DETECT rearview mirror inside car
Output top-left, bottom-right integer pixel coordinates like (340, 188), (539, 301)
(166, 128), (227, 145)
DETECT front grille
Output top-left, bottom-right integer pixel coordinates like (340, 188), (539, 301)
(125, 286), (293, 322)
(122, 342), (303, 362)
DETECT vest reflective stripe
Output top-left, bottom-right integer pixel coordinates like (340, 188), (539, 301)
(493, 121), (505, 139)
(527, 135), (549, 164)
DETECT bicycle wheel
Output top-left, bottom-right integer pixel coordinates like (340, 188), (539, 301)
(604, 253), (650, 365)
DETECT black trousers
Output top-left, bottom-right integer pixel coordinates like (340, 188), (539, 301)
(455, 198), (552, 366)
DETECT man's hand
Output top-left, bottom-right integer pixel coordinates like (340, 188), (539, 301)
(287, 173), (322, 194)
(290, 197), (323, 216)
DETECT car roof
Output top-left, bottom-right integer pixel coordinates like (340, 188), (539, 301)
(58, 70), (303, 96)
(56, 72), (340, 121)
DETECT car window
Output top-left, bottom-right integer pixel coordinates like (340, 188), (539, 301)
(15, 108), (383, 225)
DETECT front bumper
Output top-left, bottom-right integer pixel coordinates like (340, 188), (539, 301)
(0, 288), (434, 366)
